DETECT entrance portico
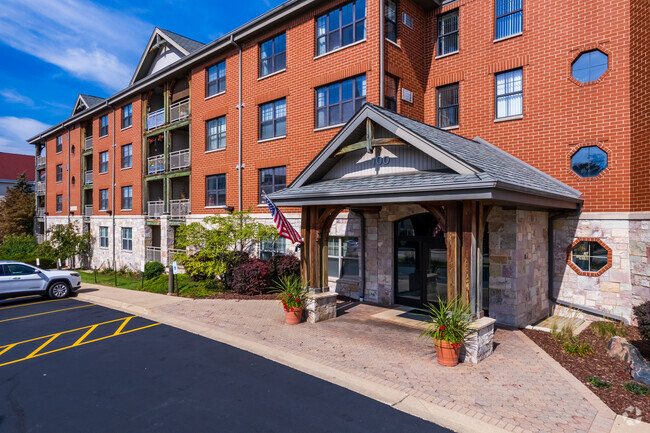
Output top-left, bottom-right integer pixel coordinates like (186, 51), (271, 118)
(271, 104), (582, 325)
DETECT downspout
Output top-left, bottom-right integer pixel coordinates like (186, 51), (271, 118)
(229, 35), (243, 213)
(352, 210), (365, 302)
(547, 204), (629, 324)
(111, 104), (116, 273)
(67, 128), (71, 225)
(379, 0), (385, 107)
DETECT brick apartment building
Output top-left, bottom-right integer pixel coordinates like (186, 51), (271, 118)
(29, 0), (650, 326)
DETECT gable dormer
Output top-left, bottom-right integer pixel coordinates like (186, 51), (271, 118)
(72, 94), (106, 116)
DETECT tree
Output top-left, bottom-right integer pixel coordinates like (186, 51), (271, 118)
(0, 173), (35, 241)
(43, 222), (92, 267)
(175, 210), (279, 281)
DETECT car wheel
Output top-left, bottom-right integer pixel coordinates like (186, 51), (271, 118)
(48, 281), (70, 299)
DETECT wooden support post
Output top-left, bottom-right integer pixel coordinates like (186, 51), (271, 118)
(308, 206), (321, 290)
(446, 202), (460, 302)
(476, 204), (493, 316)
(300, 207), (310, 286)
(461, 201), (478, 310)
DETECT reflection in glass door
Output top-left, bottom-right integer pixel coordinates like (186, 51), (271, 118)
(425, 242), (447, 305)
(396, 241), (420, 306)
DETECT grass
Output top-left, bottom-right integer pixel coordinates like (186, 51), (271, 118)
(587, 376), (612, 389)
(624, 382), (649, 395)
(80, 270), (142, 291)
(591, 320), (627, 339)
(550, 321), (593, 357)
(563, 341), (593, 357)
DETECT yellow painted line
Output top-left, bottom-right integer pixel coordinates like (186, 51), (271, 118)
(113, 316), (132, 335)
(0, 344), (15, 356)
(0, 304), (95, 323)
(0, 298), (66, 310)
(73, 324), (98, 346)
(27, 333), (60, 358)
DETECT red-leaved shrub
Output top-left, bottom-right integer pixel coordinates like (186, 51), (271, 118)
(230, 258), (271, 295)
(269, 254), (300, 283)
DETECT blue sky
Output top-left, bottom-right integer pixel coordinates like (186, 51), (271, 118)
(0, 0), (285, 155)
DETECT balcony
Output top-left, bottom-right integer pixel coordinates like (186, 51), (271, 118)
(148, 200), (165, 219)
(170, 99), (190, 123)
(169, 199), (189, 219)
(169, 149), (190, 171)
(35, 181), (46, 193)
(168, 248), (186, 266)
(84, 170), (93, 185)
(85, 136), (93, 152)
(145, 246), (162, 263)
(147, 155), (165, 175)
(146, 108), (165, 131)
(36, 207), (46, 217)
(36, 156), (46, 168)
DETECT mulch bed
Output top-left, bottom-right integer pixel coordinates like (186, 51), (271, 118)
(522, 325), (650, 421)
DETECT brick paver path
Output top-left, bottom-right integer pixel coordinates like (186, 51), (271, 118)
(155, 299), (611, 433)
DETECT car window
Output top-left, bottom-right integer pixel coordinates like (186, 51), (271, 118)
(0, 266), (5, 276)
(6, 264), (36, 275)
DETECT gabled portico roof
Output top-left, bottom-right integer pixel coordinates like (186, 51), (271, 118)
(270, 104), (582, 209)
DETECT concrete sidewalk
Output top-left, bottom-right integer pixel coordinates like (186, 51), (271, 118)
(76, 285), (640, 433)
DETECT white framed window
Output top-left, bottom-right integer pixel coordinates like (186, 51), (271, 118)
(495, 68), (522, 118)
(99, 226), (109, 248)
(122, 227), (133, 251)
(328, 236), (359, 279)
(260, 238), (287, 261)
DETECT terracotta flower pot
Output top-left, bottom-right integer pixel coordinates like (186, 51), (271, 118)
(284, 308), (303, 325)
(434, 339), (462, 367)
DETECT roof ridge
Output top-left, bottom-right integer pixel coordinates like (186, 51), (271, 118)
(158, 28), (205, 46)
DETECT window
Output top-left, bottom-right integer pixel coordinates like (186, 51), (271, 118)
(56, 136), (63, 153)
(495, 68), (522, 118)
(6, 264), (37, 275)
(437, 10), (458, 56)
(259, 99), (286, 140)
(99, 189), (109, 211)
(436, 83), (459, 128)
(570, 240), (610, 274)
(571, 146), (608, 178)
(572, 50), (609, 83)
(206, 174), (226, 207)
(260, 238), (287, 260)
(99, 151), (109, 173)
(385, 1), (397, 43)
(122, 104), (132, 129)
(99, 115), (109, 137)
(259, 166), (286, 203)
(122, 227), (133, 251)
(56, 164), (63, 183)
(206, 61), (226, 97)
(71, 145), (75, 155)
(316, 0), (366, 56)
(56, 194), (62, 212)
(206, 116), (226, 151)
(121, 186), (132, 210)
(385, 75), (398, 112)
(328, 237), (359, 279)
(316, 75), (366, 128)
(99, 227), (109, 248)
(260, 34), (286, 77)
(121, 144), (132, 169)
(495, 0), (523, 39)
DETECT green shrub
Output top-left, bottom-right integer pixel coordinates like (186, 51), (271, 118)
(0, 234), (37, 258)
(24, 257), (57, 269)
(592, 321), (627, 339)
(624, 382), (649, 395)
(633, 302), (650, 340)
(563, 341), (593, 357)
(179, 282), (215, 298)
(587, 376), (612, 389)
(144, 261), (165, 280)
(142, 274), (172, 294)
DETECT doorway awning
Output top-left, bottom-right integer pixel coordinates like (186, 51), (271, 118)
(270, 104), (582, 210)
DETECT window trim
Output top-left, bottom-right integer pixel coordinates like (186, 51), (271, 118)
(315, 74), (367, 129)
(56, 136), (63, 154)
(258, 166), (286, 204)
(259, 98), (287, 141)
(205, 174), (227, 207)
(99, 115), (109, 138)
(437, 9), (459, 57)
(206, 116), (227, 151)
(99, 189), (109, 211)
(436, 82), (459, 128)
(494, 68), (523, 120)
(315, 0), (367, 57)
(99, 226), (109, 248)
(327, 236), (360, 280)
(206, 61), (226, 97)
(121, 104), (132, 129)
(494, 0), (523, 40)
(259, 33), (287, 78)
(570, 49), (610, 85)
(260, 237), (287, 260)
(55, 194), (63, 213)
(567, 238), (612, 277)
(121, 186), (133, 211)
(99, 151), (109, 174)
(384, 74), (399, 112)
(121, 144), (132, 170)
(385, 0), (398, 43)
(56, 164), (63, 183)
(121, 227), (133, 251)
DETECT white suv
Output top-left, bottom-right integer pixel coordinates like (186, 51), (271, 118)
(0, 261), (82, 299)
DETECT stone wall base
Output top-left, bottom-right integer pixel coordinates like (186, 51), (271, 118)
(460, 317), (496, 363)
(305, 292), (338, 323)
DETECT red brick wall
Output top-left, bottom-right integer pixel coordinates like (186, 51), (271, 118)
(114, 97), (143, 215)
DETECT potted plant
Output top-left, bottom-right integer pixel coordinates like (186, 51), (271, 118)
(272, 275), (308, 325)
(421, 297), (472, 367)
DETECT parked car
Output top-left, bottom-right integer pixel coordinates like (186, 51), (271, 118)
(0, 261), (81, 299)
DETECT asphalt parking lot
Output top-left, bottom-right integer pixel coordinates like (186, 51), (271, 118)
(0, 295), (450, 433)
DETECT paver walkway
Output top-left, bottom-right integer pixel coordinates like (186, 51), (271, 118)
(79, 286), (617, 433)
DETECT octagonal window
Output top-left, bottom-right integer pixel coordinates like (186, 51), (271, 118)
(571, 241), (609, 273)
(571, 146), (607, 178)
(572, 50), (608, 83)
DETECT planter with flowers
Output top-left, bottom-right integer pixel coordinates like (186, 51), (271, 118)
(272, 275), (308, 325)
(421, 297), (473, 367)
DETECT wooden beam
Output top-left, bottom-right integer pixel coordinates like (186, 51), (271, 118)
(333, 138), (407, 157)
(445, 202), (460, 302)
(418, 203), (447, 232)
(316, 206), (344, 230)
(366, 118), (373, 153)
(308, 206), (321, 290)
(461, 201), (478, 309)
(300, 207), (310, 286)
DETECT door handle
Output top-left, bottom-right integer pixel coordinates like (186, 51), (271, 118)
(12, 277), (21, 280)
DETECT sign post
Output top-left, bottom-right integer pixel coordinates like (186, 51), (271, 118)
(172, 261), (179, 294)
(140, 260), (145, 289)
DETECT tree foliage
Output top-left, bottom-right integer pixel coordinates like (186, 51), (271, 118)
(0, 173), (35, 241)
(175, 210), (278, 280)
(41, 222), (92, 265)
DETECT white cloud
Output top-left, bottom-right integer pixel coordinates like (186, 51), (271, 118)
(0, 117), (50, 155)
(0, 89), (33, 106)
(0, 0), (152, 91)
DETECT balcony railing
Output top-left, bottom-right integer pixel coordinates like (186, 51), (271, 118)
(36, 234), (44, 245)
(170, 199), (189, 219)
(85, 136), (93, 152)
(169, 149), (190, 171)
(148, 201), (165, 219)
(84, 205), (93, 217)
(36, 207), (46, 217)
(168, 248), (186, 266)
(170, 99), (190, 123)
(36, 181), (46, 193)
(84, 170), (93, 185)
(145, 246), (162, 263)
(147, 155), (165, 175)
(36, 156), (46, 167)
(146, 108), (165, 131)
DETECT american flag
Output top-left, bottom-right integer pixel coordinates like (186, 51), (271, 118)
(264, 194), (303, 244)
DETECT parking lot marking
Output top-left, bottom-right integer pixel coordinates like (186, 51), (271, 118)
(0, 316), (160, 367)
(0, 304), (95, 323)
(0, 298), (66, 310)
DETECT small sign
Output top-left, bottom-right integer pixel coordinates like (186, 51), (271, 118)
(36, 258), (40, 266)
(70, 206), (78, 211)
(172, 261), (178, 275)
(402, 88), (414, 104)
(140, 260), (146, 273)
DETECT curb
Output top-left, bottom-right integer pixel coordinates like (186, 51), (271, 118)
(77, 291), (510, 433)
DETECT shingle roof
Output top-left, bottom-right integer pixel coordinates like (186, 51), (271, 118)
(0, 153), (35, 182)
(158, 28), (205, 54)
(79, 94), (105, 109)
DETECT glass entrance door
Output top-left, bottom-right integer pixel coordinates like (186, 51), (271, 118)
(396, 241), (421, 306)
(424, 241), (447, 305)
